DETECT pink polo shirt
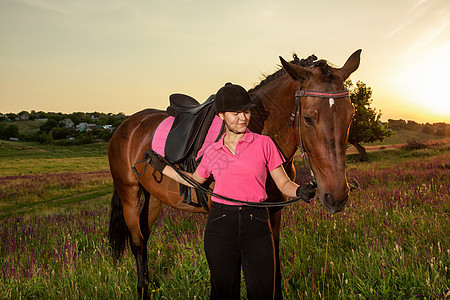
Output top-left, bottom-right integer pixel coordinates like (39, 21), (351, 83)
(196, 129), (286, 205)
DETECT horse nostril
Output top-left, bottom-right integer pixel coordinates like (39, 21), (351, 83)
(324, 193), (333, 202)
(323, 193), (346, 214)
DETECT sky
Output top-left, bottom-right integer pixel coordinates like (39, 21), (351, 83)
(1, 0), (449, 123)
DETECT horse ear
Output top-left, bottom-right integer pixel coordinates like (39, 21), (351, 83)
(339, 49), (362, 80)
(279, 56), (311, 81)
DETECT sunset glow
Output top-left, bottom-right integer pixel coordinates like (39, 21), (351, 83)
(0, 0), (449, 123)
(391, 43), (450, 121)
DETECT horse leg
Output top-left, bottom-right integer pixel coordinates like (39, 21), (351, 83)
(138, 188), (151, 298)
(270, 208), (283, 300)
(114, 184), (150, 298)
(139, 189), (163, 293)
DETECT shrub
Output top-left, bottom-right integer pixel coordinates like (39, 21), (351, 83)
(51, 127), (75, 140)
(0, 124), (19, 139)
(34, 132), (53, 144)
(401, 139), (428, 150)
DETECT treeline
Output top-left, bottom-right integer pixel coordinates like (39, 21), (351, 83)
(1, 111), (449, 145)
(0, 111), (127, 145)
(387, 119), (450, 136)
(0, 110), (127, 125)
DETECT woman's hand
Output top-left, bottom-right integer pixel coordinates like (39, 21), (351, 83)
(296, 182), (317, 203)
(270, 165), (317, 203)
(142, 150), (208, 187)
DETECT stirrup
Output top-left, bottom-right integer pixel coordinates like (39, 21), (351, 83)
(182, 198), (202, 207)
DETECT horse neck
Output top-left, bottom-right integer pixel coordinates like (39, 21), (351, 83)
(250, 76), (299, 161)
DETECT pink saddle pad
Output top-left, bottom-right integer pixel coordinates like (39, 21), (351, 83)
(152, 115), (223, 161)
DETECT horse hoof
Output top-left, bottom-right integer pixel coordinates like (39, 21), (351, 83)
(137, 286), (149, 299)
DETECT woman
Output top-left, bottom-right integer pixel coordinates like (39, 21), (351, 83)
(148, 83), (316, 300)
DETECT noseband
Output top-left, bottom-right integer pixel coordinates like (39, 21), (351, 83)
(289, 83), (349, 183)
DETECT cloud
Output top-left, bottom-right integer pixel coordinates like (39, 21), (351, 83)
(385, 21), (410, 39)
(14, 0), (139, 16)
(412, 0), (428, 11)
(405, 19), (449, 57)
(384, 0), (450, 57)
(15, 0), (68, 14)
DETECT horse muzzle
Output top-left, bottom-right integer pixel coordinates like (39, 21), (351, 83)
(318, 192), (349, 215)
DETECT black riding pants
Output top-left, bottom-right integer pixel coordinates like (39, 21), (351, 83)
(204, 202), (276, 300)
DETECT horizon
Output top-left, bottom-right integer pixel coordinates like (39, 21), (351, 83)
(2, 109), (449, 125)
(1, 0), (449, 123)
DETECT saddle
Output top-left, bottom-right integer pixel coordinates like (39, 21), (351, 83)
(165, 93), (216, 163)
(163, 93), (220, 209)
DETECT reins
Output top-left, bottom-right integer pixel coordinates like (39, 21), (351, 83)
(132, 144), (312, 208)
(160, 156), (311, 208)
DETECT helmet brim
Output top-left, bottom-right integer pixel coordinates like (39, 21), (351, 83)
(220, 102), (256, 113)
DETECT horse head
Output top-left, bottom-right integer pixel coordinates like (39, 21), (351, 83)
(280, 49), (362, 214)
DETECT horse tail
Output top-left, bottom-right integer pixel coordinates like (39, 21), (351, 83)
(108, 188), (129, 261)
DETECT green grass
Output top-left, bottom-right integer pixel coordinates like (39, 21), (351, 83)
(0, 140), (109, 176)
(282, 153), (449, 298)
(0, 140), (449, 299)
(0, 140), (112, 218)
(0, 140), (109, 159)
(1, 119), (46, 136)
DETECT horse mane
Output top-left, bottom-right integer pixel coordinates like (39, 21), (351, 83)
(249, 54), (334, 93)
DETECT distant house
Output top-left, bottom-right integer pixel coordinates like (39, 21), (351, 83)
(76, 123), (97, 131)
(60, 119), (75, 128)
(17, 114), (29, 120)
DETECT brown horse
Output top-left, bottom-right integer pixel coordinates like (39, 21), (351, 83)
(108, 49), (361, 298)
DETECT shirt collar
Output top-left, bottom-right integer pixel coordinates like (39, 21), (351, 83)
(213, 128), (254, 150)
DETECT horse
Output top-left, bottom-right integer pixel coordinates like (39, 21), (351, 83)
(108, 49), (362, 299)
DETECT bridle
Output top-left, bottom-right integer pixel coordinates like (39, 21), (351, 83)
(289, 82), (349, 184)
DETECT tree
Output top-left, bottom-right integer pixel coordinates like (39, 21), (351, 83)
(0, 124), (19, 139)
(6, 113), (17, 120)
(5, 125), (19, 138)
(346, 80), (392, 161)
(39, 119), (58, 134)
(35, 132), (53, 144)
(52, 127), (74, 140)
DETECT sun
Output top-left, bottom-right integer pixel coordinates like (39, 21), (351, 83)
(393, 44), (450, 121)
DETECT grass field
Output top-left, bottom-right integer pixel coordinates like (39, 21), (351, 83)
(0, 139), (448, 299)
(1, 120), (46, 136)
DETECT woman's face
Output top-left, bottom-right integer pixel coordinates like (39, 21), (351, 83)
(219, 110), (251, 134)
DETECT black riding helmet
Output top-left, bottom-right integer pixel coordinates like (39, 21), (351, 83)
(214, 83), (255, 113)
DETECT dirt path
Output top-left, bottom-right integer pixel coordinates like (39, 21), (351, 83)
(346, 138), (450, 154)
(0, 187), (111, 219)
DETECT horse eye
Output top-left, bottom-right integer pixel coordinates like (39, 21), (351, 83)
(304, 116), (314, 126)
